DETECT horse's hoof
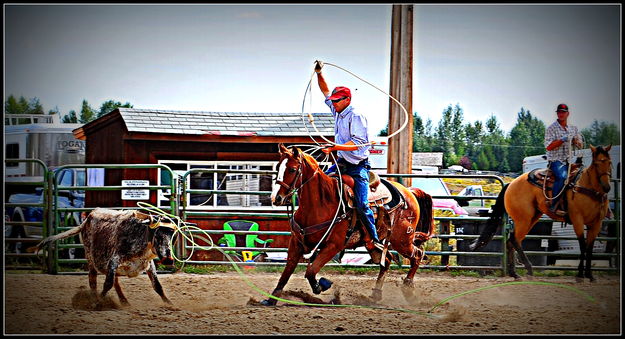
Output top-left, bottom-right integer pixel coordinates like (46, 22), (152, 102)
(525, 275), (534, 281)
(575, 276), (584, 283)
(319, 278), (333, 292)
(260, 299), (277, 306)
(311, 283), (322, 295)
(586, 275), (596, 282)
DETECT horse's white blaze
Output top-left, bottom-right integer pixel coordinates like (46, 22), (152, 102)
(271, 158), (287, 203)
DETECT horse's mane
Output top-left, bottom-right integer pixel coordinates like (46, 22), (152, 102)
(299, 150), (337, 201)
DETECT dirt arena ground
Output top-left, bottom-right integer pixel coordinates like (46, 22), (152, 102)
(4, 270), (621, 335)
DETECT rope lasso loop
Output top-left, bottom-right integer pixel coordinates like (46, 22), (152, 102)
(302, 60), (411, 147)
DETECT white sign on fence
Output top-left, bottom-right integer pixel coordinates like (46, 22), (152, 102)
(121, 180), (150, 200)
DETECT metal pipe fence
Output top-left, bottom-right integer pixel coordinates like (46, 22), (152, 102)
(4, 163), (620, 275)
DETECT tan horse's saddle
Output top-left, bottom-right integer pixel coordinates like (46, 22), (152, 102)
(527, 163), (584, 200)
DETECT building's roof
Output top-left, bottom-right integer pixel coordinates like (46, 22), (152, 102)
(115, 108), (335, 137)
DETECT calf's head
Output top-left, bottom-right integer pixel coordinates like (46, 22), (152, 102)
(136, 213), (177, 266)
(152, 226), (176, 266)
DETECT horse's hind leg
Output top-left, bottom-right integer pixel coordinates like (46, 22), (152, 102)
(509, 233), (533, 278)
(370, 254), (391, 302)
(506, 238), (520, 279)
(399, 246), (424, 304)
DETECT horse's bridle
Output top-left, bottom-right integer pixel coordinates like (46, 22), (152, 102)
(275, 155), (319, 203)
(571, 157), (612, 203)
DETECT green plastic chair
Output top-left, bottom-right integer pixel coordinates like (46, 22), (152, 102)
(217, 220), (274, 261)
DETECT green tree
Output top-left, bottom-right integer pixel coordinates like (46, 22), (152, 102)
(62, 110), (78, 123)
(4, 95), (45, 115)
(79, 99), (96, 124)
(464, 120), (484, 164)
(5, 95), (46, 124)
(378, 126), (388, 136)
(435, 105), (456, 167)
(97, 99), (133, 118)
(27, 97), (44, 115)
(476, 149), (491, 170)
(4, 95), (23, 115)
(451, 104), (466, 158)
(581, 120), (620, 147)
(507, 107), (545, 172)
(482, 114), (510, 172)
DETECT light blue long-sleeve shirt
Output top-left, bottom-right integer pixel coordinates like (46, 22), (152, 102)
(325, 96), (370, 165)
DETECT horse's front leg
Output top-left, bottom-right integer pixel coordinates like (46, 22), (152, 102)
(305, 242), (341, 294)
(261, 237), (304, 306)
(571, 218), (587, 282)
(584, 222), (602, 282)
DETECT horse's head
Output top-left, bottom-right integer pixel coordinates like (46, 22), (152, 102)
(590, 144), (612, 193)
(271, 143), (318, 206)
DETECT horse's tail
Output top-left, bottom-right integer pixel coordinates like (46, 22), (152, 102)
(469, 183), (509, 251)
(412, 188), (435, 246)
(26, 217), (87, 254)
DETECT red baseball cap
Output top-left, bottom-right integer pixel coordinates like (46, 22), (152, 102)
(328, 86), (351, 100)
(556, 103), (569, 112)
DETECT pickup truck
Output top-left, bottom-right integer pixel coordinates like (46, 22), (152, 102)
(4, 168), (85, 253)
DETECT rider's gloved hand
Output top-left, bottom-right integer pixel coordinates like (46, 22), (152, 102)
(560, 135), (568, 142)
(314, 60), (324, 74)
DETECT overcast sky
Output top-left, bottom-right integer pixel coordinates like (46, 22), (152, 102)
(4, 4), (621, 137)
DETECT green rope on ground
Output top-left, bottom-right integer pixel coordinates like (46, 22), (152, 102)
(136, 202), (599, 319)
(137, 202), (437, 318)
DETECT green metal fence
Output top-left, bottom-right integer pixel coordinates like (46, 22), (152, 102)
(4, 162), (620, 275)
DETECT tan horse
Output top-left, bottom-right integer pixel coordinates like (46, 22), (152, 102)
(260, 144), (434, 305)
(471, 145), (613, 281)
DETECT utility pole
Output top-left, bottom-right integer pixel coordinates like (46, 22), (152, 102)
(387, 4), (413, 185)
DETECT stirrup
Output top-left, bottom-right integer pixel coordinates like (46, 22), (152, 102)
(372, 240), (384, 251)
(550, 207), (566, 217)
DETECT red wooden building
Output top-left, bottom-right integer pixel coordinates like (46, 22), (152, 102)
(73, 108), (334, 260)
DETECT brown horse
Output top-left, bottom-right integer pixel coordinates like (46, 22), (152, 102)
(261, 144), (434, 305)
(470, 145), (613, 281)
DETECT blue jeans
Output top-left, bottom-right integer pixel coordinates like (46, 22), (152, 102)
(549, 160), (568, 207)
(326, 159), (379, 242)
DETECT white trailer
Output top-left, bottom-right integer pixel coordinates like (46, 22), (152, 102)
(4, 114), (85, 179)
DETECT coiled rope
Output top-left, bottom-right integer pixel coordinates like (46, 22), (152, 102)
(301, 60), (410, 147)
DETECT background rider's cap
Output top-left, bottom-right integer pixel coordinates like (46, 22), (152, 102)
(556, 103), (569, 112)
(328, 86), (352, 100)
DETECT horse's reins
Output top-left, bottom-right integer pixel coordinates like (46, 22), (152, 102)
(571, 158), (611, 203)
